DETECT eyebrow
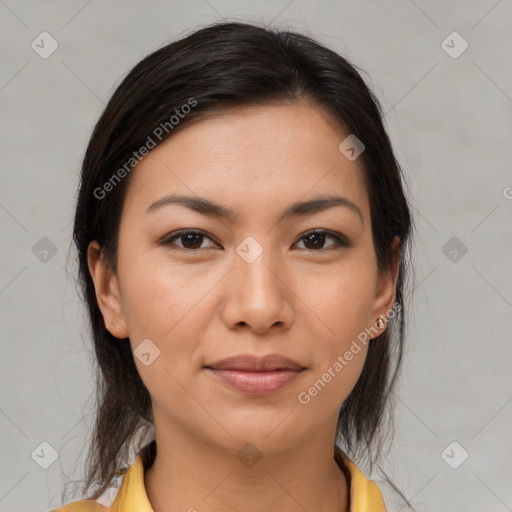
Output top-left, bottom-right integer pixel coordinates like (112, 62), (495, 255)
(145, 193), (363, 225)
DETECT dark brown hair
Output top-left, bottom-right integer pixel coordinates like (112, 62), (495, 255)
(71, 20), (414, 505)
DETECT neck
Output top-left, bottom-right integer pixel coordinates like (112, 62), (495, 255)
(143, 421), (349, 512)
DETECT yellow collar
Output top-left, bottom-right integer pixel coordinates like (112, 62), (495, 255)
(336, 449), (387, 511)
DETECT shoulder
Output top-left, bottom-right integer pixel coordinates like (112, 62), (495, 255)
(49, 446), (146, 512)
(49, 498), (107, 512)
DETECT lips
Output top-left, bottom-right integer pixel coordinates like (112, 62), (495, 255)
(205, 353), (305, 372)
(205, 354), (306, 397)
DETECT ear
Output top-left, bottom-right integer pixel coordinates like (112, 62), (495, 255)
(87, 241), (129, 339)
(371, 235), (400, 332)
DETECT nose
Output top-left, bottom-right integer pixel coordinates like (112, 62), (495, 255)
(220, 244), (295, 334)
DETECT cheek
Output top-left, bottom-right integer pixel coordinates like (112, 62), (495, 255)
(307, 256), (377, 339)
(116, 251), (211, 405)
(117, 245), (208, 340)
(298, 258), (376, 403)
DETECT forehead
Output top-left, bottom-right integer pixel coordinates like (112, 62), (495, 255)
(122, 102), (370, 223)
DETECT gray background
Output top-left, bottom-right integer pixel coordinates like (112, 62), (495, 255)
(1, 1), (511, 511)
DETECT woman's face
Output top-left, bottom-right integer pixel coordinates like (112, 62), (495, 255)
(89, 102), (398, 455)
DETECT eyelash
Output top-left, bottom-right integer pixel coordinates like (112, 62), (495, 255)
(160, 229), (352, 253)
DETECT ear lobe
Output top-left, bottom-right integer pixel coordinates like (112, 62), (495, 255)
(87, 241), (129, 339)
(372, 236), (401, 322)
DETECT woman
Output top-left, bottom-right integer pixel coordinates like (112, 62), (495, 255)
(53, 20), (414, 512)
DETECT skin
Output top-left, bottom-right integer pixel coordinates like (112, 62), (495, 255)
(88, 101), (399, 512)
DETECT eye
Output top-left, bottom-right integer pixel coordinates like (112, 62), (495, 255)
(160, 228), (351, 252)
(294, 229), (351, 251)
(161, 229), (219, 251)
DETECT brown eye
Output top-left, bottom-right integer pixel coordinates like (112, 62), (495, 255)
(295, 230), (351, 251)
(162, 230), (218, 251)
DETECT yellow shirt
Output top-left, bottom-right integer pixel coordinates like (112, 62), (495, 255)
(50, 443), (386, 511)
